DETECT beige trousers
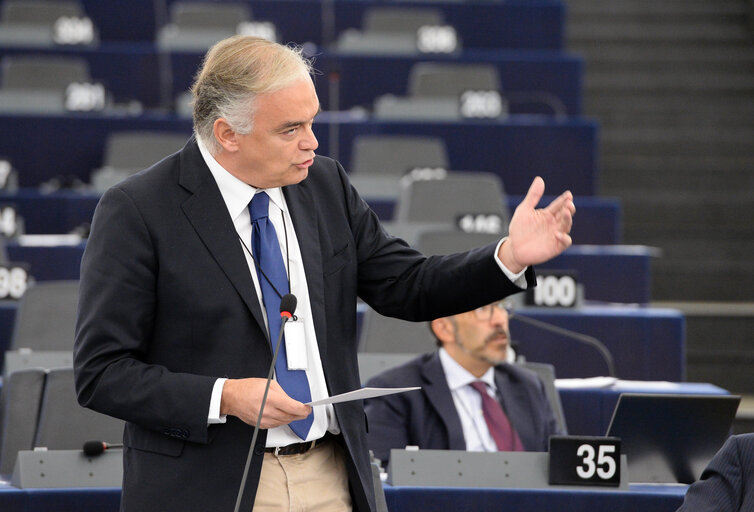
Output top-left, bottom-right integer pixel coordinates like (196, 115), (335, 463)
(253, 439), (352, 512)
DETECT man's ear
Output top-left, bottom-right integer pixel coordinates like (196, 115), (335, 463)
(213, 118), (239, 153)
(431, 317), (455, 345)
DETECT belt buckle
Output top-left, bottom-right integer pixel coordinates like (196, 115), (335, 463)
(273, 440), (315, 456)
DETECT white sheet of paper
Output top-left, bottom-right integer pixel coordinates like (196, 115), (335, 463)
(305, 387), (420, 407)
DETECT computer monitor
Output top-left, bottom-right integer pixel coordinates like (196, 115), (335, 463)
(606, 393), (741, 484)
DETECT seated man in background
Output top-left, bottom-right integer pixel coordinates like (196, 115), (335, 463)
(364, 300), (564, 466)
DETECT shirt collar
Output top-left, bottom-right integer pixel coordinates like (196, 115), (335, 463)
(197, 136), (287, 220)
(439, 348), (497, 392)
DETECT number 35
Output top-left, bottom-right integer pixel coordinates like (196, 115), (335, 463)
(576, 444), (617, 480)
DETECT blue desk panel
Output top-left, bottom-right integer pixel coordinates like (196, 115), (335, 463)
(510, 306), (685, 381)
(385, 484), (686, 512)
(0, 46), (581, 114)
(316, 51), (583, 115)
(543, 245), (656, 304)
(557, 381), (729, 436)
(4, 243), (651, 305)
(80, 0), (565, 50)
(0, 482), (686, 512)
(0, 113), (598, 195)
(3, 191), (620, 245)
(0, 190), (100, 235)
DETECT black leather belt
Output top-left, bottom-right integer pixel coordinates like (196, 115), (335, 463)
(265, 435), (329, 456)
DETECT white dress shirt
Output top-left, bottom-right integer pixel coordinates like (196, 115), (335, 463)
(197, 138), (338, 447)
(438, 348), (500, 452)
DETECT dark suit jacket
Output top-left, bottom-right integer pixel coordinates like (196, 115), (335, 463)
(73, 138), (534, 512)
(364, 351), (563, 465)
(677, 433), (754, 512)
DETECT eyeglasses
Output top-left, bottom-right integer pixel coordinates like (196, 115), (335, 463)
(471, 300), (513, 322)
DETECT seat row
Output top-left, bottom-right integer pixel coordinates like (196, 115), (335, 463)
(0, 0), (565, 50)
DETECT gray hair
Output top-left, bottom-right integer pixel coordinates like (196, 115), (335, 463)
(190, 35), (313, 154)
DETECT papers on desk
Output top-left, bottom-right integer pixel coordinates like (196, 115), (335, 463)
(555, 377), (685, 391)
(306, 387), (420, 407)
(17, 234), (83, 246)
(555, 377), (617, 389)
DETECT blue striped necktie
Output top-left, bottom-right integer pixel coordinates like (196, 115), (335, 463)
(250, 191), (313, 439)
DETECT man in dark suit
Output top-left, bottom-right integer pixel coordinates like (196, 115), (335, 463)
(73, 36), (575, 512)
(676, 433), (754, 512)
(365, 300), (563, 466)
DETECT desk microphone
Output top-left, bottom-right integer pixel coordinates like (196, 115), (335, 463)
(508, 309), (616, 377)
(82, 440), (123, 456)
(233, 293), (297, 512)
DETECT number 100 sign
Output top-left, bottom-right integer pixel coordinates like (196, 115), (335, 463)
(548, 436), (621, 487)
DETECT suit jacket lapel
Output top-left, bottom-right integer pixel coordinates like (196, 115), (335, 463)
(283, 182), (327, 360)
(421, 352), (466, 450)
(177, 140), (267, 338)
(494, 366), (531, 450)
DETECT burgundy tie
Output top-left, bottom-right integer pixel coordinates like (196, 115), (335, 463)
(470, 381), (524, 452)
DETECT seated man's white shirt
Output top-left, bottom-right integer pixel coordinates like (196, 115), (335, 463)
(439, 348), (499, 452)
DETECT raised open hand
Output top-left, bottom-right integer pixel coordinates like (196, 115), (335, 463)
(499, 176), (575, 273)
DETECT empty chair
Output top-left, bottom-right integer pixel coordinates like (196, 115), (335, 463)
(374, 62), (504, 120)
(348, 135), (449, 200)
(0, 55), (92, 113)
(2, 349), (73, 382)
(336, 7), (454, 56)
(157, 1), (254, 51)
(0, 368), (46, 475)
(90, 131), (188, 192)
(33, 368), (124, 450)
(1, 55), (90, 91)
(358, 352), (415, 385)
(351, 135), (449, 176)
(516, 361), (568, 434)
(408, 62), (500, 98)
(10, 280), (80, 352)
(394, 171), (509, 231)
(416, 230), (502, 255)
(359, 306), (435, 354)
(0, 0), (97, 48)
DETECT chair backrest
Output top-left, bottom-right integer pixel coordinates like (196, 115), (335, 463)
(351, 135), (449, 176)
(394, 172), (508, 225)
(2, 0), (83, 24)
(408, 63), (501, 98)
(416, 230), (504, 255)
(358, 352), (416, 385)
(169, 1), (250, 29)
(33, 368), (124, 450)
(91, 131), (188, 192)
(0, 368), (46, 475)
(10, 280), (80, 351)
(101, 131), (187, 171)
(359, 307), (435, 354)
(2, 349), (73, 382)
(1, 55), (90, 91)
(363, 7), (443, 34)
(515, 361), (568, 435)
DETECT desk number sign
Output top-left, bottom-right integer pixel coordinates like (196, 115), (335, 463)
(548, 436), (621, 487)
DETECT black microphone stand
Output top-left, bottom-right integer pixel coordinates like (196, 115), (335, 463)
(233, 294), (297, 512)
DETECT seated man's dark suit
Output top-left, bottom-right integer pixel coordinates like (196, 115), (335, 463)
(73, 138), (532, 512)
(677, 433), (754, 512)
(364, 351), (563, 465)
